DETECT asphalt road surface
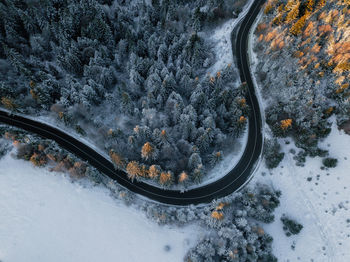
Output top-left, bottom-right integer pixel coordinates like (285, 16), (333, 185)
(0, 0), (265, 206)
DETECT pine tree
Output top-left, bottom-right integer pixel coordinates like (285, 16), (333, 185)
(192, 7), (202, 32)
(188, 153), (202, 170)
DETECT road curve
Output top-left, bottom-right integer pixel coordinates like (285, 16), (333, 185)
(0, 0), (264, 206)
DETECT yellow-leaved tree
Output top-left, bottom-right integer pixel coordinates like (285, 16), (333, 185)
(280, 119), (293, 130)
(290, 15), (307, 36)
(141, 142), (156, 160)
(126, 161), (142, 181)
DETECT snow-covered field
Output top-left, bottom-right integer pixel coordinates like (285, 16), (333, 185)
(249, 8), (350, 261)
(253, 121), (350, 262)
(0, 154), (199, 262)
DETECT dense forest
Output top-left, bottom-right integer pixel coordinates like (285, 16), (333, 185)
(254, 0), (349, 166)
(0, 0), (249, 187)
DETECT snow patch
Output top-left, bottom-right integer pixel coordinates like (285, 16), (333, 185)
(206, 0), (254, 75)
(0, 154), (200, 262)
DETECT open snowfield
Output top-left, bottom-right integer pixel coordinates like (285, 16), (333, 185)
(253, 121), (350, 262)
(0, 153), (199, 262)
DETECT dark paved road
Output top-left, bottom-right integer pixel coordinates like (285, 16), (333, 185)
(0, 0), (265, 205)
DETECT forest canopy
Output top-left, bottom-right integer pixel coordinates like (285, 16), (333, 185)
(0, 0), (249, 187)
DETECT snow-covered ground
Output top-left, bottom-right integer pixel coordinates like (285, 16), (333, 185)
(0, 153), (199, 262)
(249, 29), (350, 258)
(249, 11), (350, 260)
(207, 0), (254, 75)
(252, 121), (350, 261)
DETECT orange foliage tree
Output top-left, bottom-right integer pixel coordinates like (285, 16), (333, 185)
(141, 142), (156, 160)
(290, 15), (307, 36)
(126, 161), (142, 181)
(148, 165), (160, 179)
(178, 171), (188, 183)
(239, 116), (247, 123)
(280, 119), (293, 130)
(109, 150), (125, 169)
(159, 171), (173, 186)
(211, 211), (224, 220)
(1, 97), (17, 110)
(285, 2), (300, 23)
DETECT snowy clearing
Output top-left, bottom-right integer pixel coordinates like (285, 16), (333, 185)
(207, 17), (239, 75)
(253, 120), (350, 262)
(0, 153), (199, 262)
(207, 0), (254, 75)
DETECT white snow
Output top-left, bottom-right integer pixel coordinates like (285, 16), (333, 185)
(207, 18), (238, 75)
(252, 120), (350, 262)
(207, 0), (254, 75)
(0, 153), (199, 262)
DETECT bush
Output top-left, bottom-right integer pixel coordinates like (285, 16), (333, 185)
(264, 139), (284, 169)
(0, 139), (10, 159)
(293, 150), (307, 166)
(281, 215), (303, 237)
(322, 157), (338, 168)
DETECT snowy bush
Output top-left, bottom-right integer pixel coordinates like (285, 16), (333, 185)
(281, 215), (303, 237)
(322, 157), (338, 168)
(137, 184), (281, 261)
(264, 138), (284, 169)
(183, 184), (281, 261)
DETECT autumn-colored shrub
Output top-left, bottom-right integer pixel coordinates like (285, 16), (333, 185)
(29, 152), (47, 167)
(215, 202), (226, 210)
(69, 161), (87, 178)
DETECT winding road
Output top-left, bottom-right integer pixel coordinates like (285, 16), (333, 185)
(0, 0), (264, 206)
